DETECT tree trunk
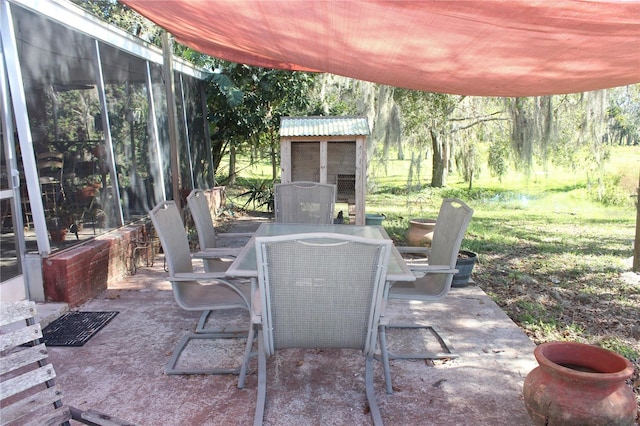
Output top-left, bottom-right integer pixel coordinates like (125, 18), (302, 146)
(228, 144), (236, 185)
(430, 128), (445, 187)
(270, 137), (278, 182)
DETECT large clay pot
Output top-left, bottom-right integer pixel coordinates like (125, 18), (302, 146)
(407, 219), (436, 247)
(523, 341), (636, 426)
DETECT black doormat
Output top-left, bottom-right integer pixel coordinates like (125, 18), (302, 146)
(42, 311), (119, 346)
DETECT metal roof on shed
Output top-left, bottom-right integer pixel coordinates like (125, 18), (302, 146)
(280, 116), (370, 137)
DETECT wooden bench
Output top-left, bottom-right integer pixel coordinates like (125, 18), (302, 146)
(0, 301), (135, 426)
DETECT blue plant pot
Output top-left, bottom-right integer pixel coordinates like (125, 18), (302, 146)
(365, 214), (385, 226)
(452, 250), (477, 287)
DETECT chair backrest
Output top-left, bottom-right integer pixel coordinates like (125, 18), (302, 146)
(431, 198), (474, 267)
(37, 151), (64, 183)
(149, 200), (193, 276)
(1, 300), (74, 425)
(274, 181), (336, 224)
(186, 189), (218, 251)
(417, 198), (473, 297)
(255, 233), (391, 357)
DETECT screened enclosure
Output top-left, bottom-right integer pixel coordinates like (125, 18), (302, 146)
(1, 0), (212, 301)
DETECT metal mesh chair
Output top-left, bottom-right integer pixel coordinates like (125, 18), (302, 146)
(187, 189), (254, 332)
(149, 200), (251, 375)
(274, 181), (336, 224)
(379, 198), (474, 393)
(0, 301), (135, 426)
(187, 189), (254, 272)
(239, 233), (392, 426)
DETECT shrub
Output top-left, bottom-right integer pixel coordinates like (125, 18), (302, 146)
(588, 173), (632, 207)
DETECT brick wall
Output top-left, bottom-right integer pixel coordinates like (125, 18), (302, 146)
(42, 221), (155, 307)
(41, 188), (225, 307)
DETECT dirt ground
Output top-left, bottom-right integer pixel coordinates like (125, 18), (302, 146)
(473, 252), (640, 415)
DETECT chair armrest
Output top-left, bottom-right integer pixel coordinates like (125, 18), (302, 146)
(251, 310), (262, 324)
(250, 288), (262, 323)
(396, 246), (431, 255)
(170, 272), (249, 307)
(409, 265), (458, 279)
(192, 247), (243, 258)
(410, 264), (457, 272)
(171, 271), (230, 281)
(216, 232), (255, 238)
(396, 246), (431, 253)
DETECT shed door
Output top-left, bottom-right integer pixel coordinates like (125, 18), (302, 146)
(291, 141), (320, 182)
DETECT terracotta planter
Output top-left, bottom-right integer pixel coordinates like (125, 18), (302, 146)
(407, 219), (436, 247)
(523, 341), (636, 426)
(48, 228), (68, 243)
(76, 185), (99, 202)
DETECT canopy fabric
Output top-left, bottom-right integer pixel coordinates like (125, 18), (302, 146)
(122, 0), (640, 97)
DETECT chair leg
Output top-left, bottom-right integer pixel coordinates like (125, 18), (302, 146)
(195, 309), (250, 335)
(238, 323), (257, 389)
(378, 325), (394, 394)
(165, 331), (248, 375)
(377, 323), (457, 394)
(196, 310), (213, 333)
(365, 355), (384, 426)
(253, 330), (267, 426)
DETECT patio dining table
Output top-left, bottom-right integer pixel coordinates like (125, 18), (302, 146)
(225, 222), (415, 284)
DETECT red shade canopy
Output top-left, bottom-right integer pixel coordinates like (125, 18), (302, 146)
(122, 0), (640, 96)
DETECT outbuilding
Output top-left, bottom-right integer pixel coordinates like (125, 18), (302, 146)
(279, 116), (369, 225)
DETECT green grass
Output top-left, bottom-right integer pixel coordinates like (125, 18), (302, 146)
(224, 145), (640, 362)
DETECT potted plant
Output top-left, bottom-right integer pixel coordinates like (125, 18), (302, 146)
(45, 205), (73, 242)
(405, 218), (478, 287)
(75, 178), (101, 203)
(407, 218), (437, 246)
(47, 220), (68, 242)
(45, 194), (107, 242)
(523, 341), (636, 425)
(452, 250), (478, 287)
(72, 197), (107, 235)
(365, 213), (385, 226)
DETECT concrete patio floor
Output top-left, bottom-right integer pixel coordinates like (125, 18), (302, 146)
(40, 215), (538, 425)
